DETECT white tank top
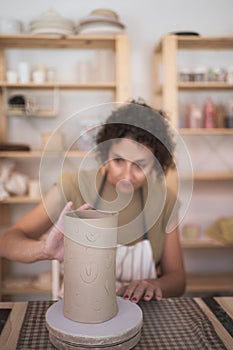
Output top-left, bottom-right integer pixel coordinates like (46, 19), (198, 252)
(115, 239), (157, 291)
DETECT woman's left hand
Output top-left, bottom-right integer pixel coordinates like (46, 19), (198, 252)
(116, 279), (162, 303)
(43, 202), (90, 261)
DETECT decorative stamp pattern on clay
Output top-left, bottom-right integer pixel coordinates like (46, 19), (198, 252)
(80, 262), (98, 284)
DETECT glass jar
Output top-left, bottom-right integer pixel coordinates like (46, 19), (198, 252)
(179, 68), (191, 82)
(193, 66), (207, 82)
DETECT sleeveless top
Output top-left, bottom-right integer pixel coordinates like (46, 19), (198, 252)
(57, 169), (176, 264)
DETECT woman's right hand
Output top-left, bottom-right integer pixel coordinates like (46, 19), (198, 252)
(117, 279), (163, 303)
(42, 202), (91, 261)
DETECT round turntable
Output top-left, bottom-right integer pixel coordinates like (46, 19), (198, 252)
(46, 296), (143, 350)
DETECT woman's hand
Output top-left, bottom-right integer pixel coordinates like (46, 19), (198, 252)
(117, 279), (162, 303)
(42, 202), (90, 261)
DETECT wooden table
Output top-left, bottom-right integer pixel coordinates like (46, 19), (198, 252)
(0, 296), (233, 349)
(194, 297), (233, 349)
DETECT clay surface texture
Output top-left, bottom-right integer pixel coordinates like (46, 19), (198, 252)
(63, 210), (118, 323)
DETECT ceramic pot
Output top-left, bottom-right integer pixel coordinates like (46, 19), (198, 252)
(63, 209), (118, 323)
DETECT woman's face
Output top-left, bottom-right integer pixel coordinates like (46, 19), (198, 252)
(106, 138), (155, 193)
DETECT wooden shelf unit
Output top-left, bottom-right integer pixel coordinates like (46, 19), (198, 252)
(0, 33), (119, 49)
(154, 34), (233, 125)
(178, 81), (233, 90)
(180, 128), (233, 135)
(181, 172), (233, 181)
(0, 33), (130, 300)
(0, 196), (41, 204)
(0, 150), (89, 158)
(181, 238), (233, 249)
(0, 33), (130, 142)
(186, 273), (233, 293)
(1, 81), (117, 89)
(1, 277), (51, 296)
(156, 82), (233, 96)
(154, 36), (233, 53)
(154, 34), (233, 294)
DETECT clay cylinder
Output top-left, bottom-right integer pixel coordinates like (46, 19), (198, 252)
(63, 210), (118, 323)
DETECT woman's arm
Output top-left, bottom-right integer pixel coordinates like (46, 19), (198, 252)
(117, 226), (186, 302)
(153, 226), (186, 297)
(0, 186), (63, 263)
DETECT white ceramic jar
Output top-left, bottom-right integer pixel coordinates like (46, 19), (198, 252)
(6, 70), (18, 83)
(18, 62), (30, 83)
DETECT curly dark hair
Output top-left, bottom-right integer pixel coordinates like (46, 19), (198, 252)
(95, 100), (175, 177)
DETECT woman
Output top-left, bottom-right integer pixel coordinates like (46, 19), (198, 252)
(0, 100), (185, 302)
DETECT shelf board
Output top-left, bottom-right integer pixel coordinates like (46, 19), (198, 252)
(178, 82), (233, 90)
(0, 150), (89, 158)
(0, 150), (42, 157)
(0, 33), (121, 49)
(2, 277), (51, 295)
(186, 273), (233, 293)
(155, 82), (233, 95)
(181, 172), (233, 181)
(0, 81), (116, 90)
(7, 109), (57, 117)
(154, 35), (233, 53)
(0, 196), (41, 204)
(181, 238), (233, 248)
(176, 36), (233, 50)
(179, 128), (233, 135)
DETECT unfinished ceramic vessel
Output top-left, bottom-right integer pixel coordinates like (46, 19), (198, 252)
(63, 209), (118, 323)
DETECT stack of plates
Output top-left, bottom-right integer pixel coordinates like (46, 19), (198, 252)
(28, 9), (75, 35)
(77, 8), (125, 34)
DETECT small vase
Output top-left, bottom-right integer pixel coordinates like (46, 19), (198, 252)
(63, 209), (118, 323)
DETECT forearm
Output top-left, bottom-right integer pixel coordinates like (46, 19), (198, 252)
(0, 187), (65, 263)
(155, 227), (186, 298)
(0, 229), (46, 263)
(148, 270), (186, 298)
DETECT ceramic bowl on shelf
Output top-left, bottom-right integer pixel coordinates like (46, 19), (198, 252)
(28, 8), (75, 35)
(29, 27), (74, 35)
(0, 17), (23, 33)
(90, 8), (119, 20)
(182, 224), (200, 240)
(76, 8), (125, 34)
(77, 23), (124, 34)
